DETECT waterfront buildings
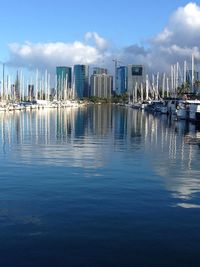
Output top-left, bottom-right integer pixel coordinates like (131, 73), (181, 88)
(93, 67), (108, 75)
(127, 64), (144, 93)
(74, 65), (89, 98)
(126, 65), (144, 102)
(56, 66), (72, 100)
(90, 73), (113, 99)
(116, 66), (128, 95)
(11, 84), (20, 101)
(0, 63), (145, 102)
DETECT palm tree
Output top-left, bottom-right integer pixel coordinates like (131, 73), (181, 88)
(194, 80), (200, 88)
(177, 82), (190, 95)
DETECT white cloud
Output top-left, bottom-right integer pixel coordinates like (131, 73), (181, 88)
(121, 2), (200, 72)
(84, 32), (108, 50)
(171, 2), (200, 28)
(154, 28), (173, 44)
(7, 32), (108, 71)
(154, 2), (200, 48)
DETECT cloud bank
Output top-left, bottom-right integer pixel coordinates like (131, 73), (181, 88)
(8, 32), (108, 71)
(7, 2), (200, 73)
(121, 2), (200, 72)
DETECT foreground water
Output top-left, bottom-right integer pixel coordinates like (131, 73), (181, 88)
(0, 105), (200, 267)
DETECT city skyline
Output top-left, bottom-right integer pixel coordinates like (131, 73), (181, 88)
(0, 1), (200, 74)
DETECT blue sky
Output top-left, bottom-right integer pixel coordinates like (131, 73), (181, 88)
(0, 0), (190, 55)
(0, 0), (199, 73)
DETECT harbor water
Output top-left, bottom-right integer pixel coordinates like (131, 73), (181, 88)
(0, 104), (200, 267)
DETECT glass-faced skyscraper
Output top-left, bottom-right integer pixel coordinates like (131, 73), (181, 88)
(56, 66), (72, 99)
(116, 66), (128, 95)
(56, 66), (72, 89)
(73, 65), (89, 98)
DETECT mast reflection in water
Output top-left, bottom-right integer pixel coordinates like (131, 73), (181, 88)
(0, 105), (200, 267)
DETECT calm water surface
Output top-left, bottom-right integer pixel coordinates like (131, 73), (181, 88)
(0, 105), (200, 267)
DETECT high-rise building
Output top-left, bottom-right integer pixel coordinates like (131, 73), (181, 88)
(56, 66), (72, 99)
(14, 71), (20, 100)
(93, 67), (108, 75)
(90, 73), (113, 98)
(127, 64), (144, 93)
(74, 65), (89, 98)
(116, 66), (128, 95)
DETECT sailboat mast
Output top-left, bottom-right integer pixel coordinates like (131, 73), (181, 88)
(146, 74), (149, 101)
(162, 73), (166, 99)
(141, 82), (143, 102)
(173, 64), (176, 97)
(152, 74), (155, 99)
(192, 54), (194, 93)
(45, 69), (48, 101)
(2, 63), (5, 101)
(35, 69), (38, 101)
(166, 77), (169, 97)
(48, 73), (50, 101)
(135, 82), (138, 103)
(156, 72), (159, 100)
(184, 60), (187, 85)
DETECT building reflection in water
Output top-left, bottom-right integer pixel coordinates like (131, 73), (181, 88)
(0, 105), (200, 205)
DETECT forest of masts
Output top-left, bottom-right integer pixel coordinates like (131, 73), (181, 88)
(131, 55), (198, 103)
(0, 55), (198, 103)
(0, 68), (76, 102)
